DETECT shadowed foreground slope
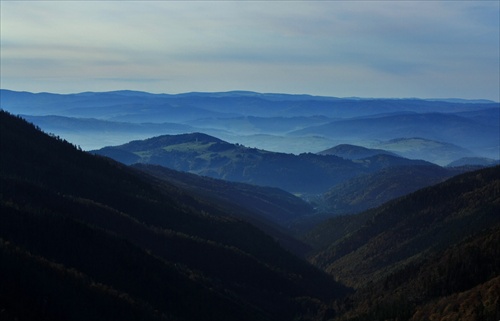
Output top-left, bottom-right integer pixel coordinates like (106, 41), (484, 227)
(306, 165), (500, 320)
(0, 111), (347, 321)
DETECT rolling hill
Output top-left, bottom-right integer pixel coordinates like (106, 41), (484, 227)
(0, 110), (348, 321)
(372, 137), (475, 166)
(92, 132), (434, 195)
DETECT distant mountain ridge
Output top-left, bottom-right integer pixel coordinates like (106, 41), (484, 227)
(2, 89), (498, 161)
(372, 137), (475, 165)
(447, 157), (500, 167)
(289, 112), (498, 159)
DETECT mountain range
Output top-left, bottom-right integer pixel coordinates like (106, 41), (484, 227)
(2, 89), (498, 164)
(289, 112), (499, 163)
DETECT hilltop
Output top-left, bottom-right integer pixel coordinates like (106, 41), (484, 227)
(93, 133), (435, 195)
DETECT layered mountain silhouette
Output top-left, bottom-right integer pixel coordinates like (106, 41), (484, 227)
(289, 112), (499, 162)
(2, 89), (498, 161)
(92, 133), (435, 195)
(372, 137), (475, 166)
(3, 90), (496, 119)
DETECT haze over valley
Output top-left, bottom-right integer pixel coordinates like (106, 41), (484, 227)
(3, 89), (499, 166)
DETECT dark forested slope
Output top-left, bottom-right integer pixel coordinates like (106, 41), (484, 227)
(310, 165), (500, 285)
(132, 163), (314, 256)
(132, 163), (313, 225)
(0, 111), (347, 321)
(305, 165), (500, 320)
(319, 165), (470, 216)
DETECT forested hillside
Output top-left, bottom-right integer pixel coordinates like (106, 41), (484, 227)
(132, 163), (314, 256)
(93, 133), (434, 195)
(305, 165), (500, 320)
(318, 165), (470, 215)
(0, 110), (347, 321)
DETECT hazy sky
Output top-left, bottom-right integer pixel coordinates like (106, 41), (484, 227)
(1, 1), (499, 100)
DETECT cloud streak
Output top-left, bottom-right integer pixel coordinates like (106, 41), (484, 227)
(1, 1), (498, 100)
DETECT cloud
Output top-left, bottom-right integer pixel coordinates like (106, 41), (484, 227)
(0, 1), (498, 100)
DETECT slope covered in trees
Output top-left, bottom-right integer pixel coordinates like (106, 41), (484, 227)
(318, 165), (470, 216)
(305, 165), (500, 320)
(132, 163), (314, 256)
(329, 224), (500, 321)
(0, 111), (348, 320)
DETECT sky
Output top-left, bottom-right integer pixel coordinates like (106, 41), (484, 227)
(1, 1), (499, 100)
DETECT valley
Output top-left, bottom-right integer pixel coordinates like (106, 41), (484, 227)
(3, 0), (500, 319)
(1, 90), (499, 321)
